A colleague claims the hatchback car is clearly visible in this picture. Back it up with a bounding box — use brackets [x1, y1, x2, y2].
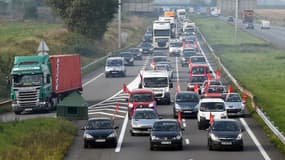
[105, 57, 126, 78]
[130, 108, 159, 136]
[207, 119, 244, 151]
[173, 91, 199, 118]
[222, 93, 245, 117]
[120, 52, 135, 66]
[82, 117, 118, 148]
[128, 48, 143, 60]
[150, 119, 184, 150]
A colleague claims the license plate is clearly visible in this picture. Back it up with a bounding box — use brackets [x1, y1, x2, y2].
[184, 111, 192, 113]
[221, 142, 232, 145]
[161, 141, 171, 145]
[25, 108, 33, 111]
[95, 139, 106, 142]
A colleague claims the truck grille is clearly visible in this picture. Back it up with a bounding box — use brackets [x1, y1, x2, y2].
[17, 90, 39, 107]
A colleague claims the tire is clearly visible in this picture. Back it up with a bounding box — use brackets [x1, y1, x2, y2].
[239, 145, 244, 151]
[105, 73, 109, 78]
[208, 140, 213, 151]
[150, 144, 154, 151]
[14, 111, 21, 115]
[178, 143, 183, 150]
[84, 142, 89, 148]
[173, 109, 178, 118]
[112, 142, 117, 148]
[198, 122, 203, 130]
[130, 130, 135, 136]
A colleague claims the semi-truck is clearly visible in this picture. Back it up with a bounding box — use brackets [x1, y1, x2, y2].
[10, 54, 82, 114]
[242, 10, 254, 23]
[158, 16, 176, 38]
[153, 20, 171, 49]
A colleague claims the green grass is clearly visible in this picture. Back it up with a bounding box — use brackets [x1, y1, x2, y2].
[0, 118, 76, 160]
[193, 16, 285, 153]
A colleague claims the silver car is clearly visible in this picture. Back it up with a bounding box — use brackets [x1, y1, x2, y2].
[222, 93, 245, 117]
[130, 108, 159, 136]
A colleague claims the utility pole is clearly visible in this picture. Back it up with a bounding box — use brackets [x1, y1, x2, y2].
[234, 0, 239, 41]
[118, 0, 122, 49]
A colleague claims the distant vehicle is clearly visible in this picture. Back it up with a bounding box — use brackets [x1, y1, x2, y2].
[197, 98, 228, 129]
[201, 85, 226, 99]
[176, 9, 186, 20]
[151, 56, 169, 68]
[227, 16, 234, 22]
[210, 7, 221, 16]
[169, 39, 183, 57]
[246, 22, 254, 29]
[189, 64, 211, 77]
[105, 57, 126, 77]
[140, 70, 173, 104]
[152, 50, 167, 57]
[155, 63, 173, 79]
[173, 91, 199, 118]
[140, 42, 153, 55]
[119, 52, 134, 66]
[153, 20, 171, 49]
[187, 75, 207, 92]
[207, 119, 244, 151]
[128, 48, 143, 60]
[201, 80, 223, 94]
[82, 117, 118, 148]
[130, 108, 159, 136]
[242, 10, 254, 24]
[150, 119, 184, 150]
[222, 93, 245, 117]
[143, 33, 153, 43]
[261, 20, 270, 29]
[127, 89, 157, 119]
[181, 48, 197, 67]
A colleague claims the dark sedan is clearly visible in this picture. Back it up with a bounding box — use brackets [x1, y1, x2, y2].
[150, 119, 184, 150]
[128, 48, 143, 60]
[173, 91, 199, 118]
[139, 42, 153, 55]
[120, 52, 135, 66]
[82, 117, 118, 148]
[207, 119, 244, 151]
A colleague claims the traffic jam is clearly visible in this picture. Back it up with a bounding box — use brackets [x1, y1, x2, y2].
[82, 9, 249, 151]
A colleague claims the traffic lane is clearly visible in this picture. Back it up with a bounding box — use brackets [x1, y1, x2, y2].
[83, 59, 147, 106]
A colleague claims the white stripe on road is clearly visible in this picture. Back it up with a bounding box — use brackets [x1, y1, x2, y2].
[175, 57, 180, 82]
[182, 119, 187, 128]
[83, 73, 104, 87]
[185, 138, 190, 145]
[240, 118, 271, 160]
[90, 108, 127, 113]
[197, 41, 216, 78]
[88, 112, 125, 119]
[115, 113, 129, 152]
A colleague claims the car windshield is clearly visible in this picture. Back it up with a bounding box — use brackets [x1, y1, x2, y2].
[183, 51, 195, 57]
[120, 53, 132, 57]
[176, 93, 199, 102]
[154, 30, 170, 36]
[191, 67, 207, 74]
[144, 77, 168, 88]
[107, 59, 122, 66]
[207, 87, 224, 93]
[224, 94, 242, 102]
[129, 48, 139, 52]
[86, 119, 112, 129]
[213, 121, 240, 132]
[130, 93, 153, 102]
[156, 65, 169, 71]
[133, 111, 158, 119]
[141, 43, 152, 47]
[170, 42, 182, 47]
[200, 102, 225, 112]
[153, 121, 178, 131]
[191, 57, 206, 63]
[153, 57, 167, 63]
[13, 74, 42, 87]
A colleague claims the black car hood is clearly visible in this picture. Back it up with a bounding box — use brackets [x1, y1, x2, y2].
[85, 129, 114, 137]
[212, 131, 240, 138]
[176, 102, 198, 109]
[152, 131, 179, 137]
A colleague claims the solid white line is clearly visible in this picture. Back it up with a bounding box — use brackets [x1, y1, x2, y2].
[115, 113, 129, 152]
[197, 41, 216, 78]
[175, 57, 180, 82]
[83, 73, 104, 87]
[182, 119, 186, 122]
[88, 112, 125, 118]
[240, 118, 271, 160]
[185, 138, 190, 145]
[89, 108, 127, 113]
[89, 106, 128, 110]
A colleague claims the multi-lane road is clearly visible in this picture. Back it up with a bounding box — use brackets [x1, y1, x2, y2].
[0, 24, 284, 160]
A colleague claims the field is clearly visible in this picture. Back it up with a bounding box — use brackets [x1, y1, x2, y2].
[255, 9, 285, 26]
[193, 16, 285, 152]
[0, 118, 76, 160]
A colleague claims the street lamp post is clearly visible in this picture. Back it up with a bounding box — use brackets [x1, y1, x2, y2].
[118, 0, 122, 49]
[234, 0, 238, 41]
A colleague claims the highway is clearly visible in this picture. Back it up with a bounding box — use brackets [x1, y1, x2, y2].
[63, 34, 284, 160]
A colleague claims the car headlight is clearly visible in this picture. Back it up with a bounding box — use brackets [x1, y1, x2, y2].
[107, 132, 116, 138]
[128, 103, 134, 108]
[221, 113, 228, 119]
[236, 133, 243, 140]
[83, 133, 93, 139]
[139, 48, 143, 52]
[210, 133, 220, 141]
[149, 103, 154, 108]
[132, 121, 139, 127]
[151, 136, 160, 140]
[174, 134, 182, 140]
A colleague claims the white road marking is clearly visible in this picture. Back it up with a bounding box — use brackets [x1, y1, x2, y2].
[88, 112, 125, 119]
[115, 113, 129, 152]
[185, 138, 190, 145]
[197, 41, 216, 78]
[90, 108, 127, 113]
[175, 57, 180, 82]
[83, 73, 104, 87]
[240, 118, 271, 160]
[89, 106, 128, 110]
[182, 119, 187, 128]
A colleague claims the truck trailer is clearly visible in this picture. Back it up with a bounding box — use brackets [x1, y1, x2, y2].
[10, 54, 82, 114]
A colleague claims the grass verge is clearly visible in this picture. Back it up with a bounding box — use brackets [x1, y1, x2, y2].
[0, 117, 77, 160]
[193, 16, 285, 154]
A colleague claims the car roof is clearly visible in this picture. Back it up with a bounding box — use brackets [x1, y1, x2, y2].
[134, 108, 156, 112]
[214, 119, 238, 123]
[200, 98, 224, 103]
[142, 70, 168, 77]
[87, 117, 112, 121]
[155, 119, 178, 123]
[131, 88, 153, 94]
[176, 91, 197, 95]
[107, 57, 124, 60]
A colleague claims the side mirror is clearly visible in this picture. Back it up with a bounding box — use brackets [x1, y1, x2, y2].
[169, 83, 173, 88]
[114, 126, 119, 130]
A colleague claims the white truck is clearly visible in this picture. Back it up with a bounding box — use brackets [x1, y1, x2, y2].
[139, 70, 173, 104]
[261, 20, 270, 29]
[183, 22, 196, 33]
[152, 20, 171, 49]
[158, 16, 176, 38]
[176, 9, 186, 20]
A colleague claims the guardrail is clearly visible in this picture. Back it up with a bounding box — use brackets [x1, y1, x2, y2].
[197, 27, 285, 145]
[0, 43, 136, 108]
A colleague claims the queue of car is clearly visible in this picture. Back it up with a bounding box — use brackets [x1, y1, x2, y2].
[86, 11, 246, 151]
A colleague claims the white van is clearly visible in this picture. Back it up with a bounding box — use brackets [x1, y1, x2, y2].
[197, 98, 227, 129]
[261, 20, 270, 29]
[105, 57, 126, 77]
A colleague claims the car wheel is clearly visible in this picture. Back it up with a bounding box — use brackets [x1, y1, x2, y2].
[112, 142, 117, 148]
[84, 142, 89, 148]
[239, 145, 244, 151]
[14, 111, 21, 115]
[208, 140, 213, 151]
[105, 74, 109, 78]
[198, 122, 203, 130]
[178, 143, 183, 150]
[173, 109, 178, 118]
[130, 130, 135, 136]
[150, 144, 154, 151]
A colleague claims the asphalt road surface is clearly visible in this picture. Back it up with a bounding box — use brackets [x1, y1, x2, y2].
[63, 36, 284, 160]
